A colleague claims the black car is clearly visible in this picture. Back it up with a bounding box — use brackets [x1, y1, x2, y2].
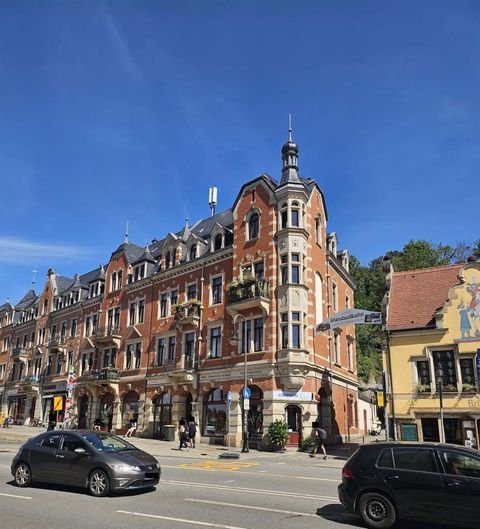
[11, 430, 160, 497]
[338, 441, 480, 529]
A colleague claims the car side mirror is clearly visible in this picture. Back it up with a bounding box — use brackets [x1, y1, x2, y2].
[74, 447, 88, 454]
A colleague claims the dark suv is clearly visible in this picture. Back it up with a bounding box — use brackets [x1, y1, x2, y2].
[338, 442, 480, 529]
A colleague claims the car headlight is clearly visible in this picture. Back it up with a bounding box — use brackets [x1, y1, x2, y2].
[110, 464, 141, 472]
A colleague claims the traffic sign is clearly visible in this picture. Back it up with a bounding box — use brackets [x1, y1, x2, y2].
[242, 387, 251, 399]
[53, 396, 63, 411]
[243, 398, 250, 410]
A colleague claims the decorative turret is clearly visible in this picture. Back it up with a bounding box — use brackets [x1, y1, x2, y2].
[280, 114, 300, 185]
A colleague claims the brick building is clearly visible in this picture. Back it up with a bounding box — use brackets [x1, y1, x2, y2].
[0, 132, 358, 447]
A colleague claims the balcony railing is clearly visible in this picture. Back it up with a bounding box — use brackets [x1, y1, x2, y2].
[95, 326, 122, 342]
[48, 337, 66, 352]
[79, 367, 121, 382]
[22, 374, 40, 385]
[173, 302, 201, 327]
[11, 347, 28, 360]
[228, 278, 269, 303]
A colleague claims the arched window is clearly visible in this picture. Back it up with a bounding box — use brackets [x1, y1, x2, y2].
[214, 234, 222, 251]
[248, 212, 259, 240]
[189, 244, 197, 261]
[153, 392, 172, 439]
[315, 273, 323, 324]
[203, 388, 226, 436]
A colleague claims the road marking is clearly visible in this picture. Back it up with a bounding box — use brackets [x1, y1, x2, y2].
[185, 498, 320, 517]
[117, 510, 247, 529]
[0, 464, 11, 468]
[178, 461, 258, 471]
[0, 492, 32, 500]
[164, 464, 339, 482]
[163, 480, 339, 502]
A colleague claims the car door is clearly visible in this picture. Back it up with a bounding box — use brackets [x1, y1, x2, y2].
[376, 447, 446, 523]
[29, 433, 62, 482]
[54, 433, 92, 487]
[436, 448, 480, 526]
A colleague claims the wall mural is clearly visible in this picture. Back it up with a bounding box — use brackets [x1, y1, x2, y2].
[457, 275, 480, 339]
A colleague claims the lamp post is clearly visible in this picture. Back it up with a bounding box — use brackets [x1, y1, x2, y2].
[229, 313, 249, 453]
[437, 378, 445, 443]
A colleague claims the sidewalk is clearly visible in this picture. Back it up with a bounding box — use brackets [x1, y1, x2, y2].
[0, 425, 373, 468]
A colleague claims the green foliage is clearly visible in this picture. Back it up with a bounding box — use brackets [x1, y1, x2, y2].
[300, 435, 315, 452]
[389, 240, 455, 272]
[266, 419, 289, 449]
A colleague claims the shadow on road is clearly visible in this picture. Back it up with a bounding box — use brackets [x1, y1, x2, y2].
[5, 479, 156, 498]
[316, 503, 471, 529]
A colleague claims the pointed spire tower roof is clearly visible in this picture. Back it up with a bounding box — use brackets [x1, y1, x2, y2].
[279, 114, 301, 185]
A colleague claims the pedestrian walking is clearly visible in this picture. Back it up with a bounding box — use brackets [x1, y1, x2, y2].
[188, 416, 197, 448]
[310, 424, 327, 459]
[178, 418, 189, 450]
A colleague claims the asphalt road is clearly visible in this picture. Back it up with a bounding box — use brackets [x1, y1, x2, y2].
[0, 443, 457, 529]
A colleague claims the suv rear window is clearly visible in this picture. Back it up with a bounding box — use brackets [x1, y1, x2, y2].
[393, 448, 437, 473]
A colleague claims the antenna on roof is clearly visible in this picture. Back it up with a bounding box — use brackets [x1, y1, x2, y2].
[32, 267, 37, 289]
[125, 220, 129, 243]
[208, 186, 217, 217]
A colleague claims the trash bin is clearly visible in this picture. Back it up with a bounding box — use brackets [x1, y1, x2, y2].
[163, 425, 176, 441]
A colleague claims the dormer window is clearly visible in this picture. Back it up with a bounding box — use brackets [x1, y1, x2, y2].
[248, 212, 260, 240]
[214, 234, 222, 251]
[165, 252, 171, 269]
[134, 264, 145, 282]
[189, 244, 197, 261]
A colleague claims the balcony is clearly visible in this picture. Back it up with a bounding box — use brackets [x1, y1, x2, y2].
[78, 367, 121, 383]
[173, 301, 201, 328]
[11, 347, 28, 360]
[227, 278, 270, 316]
[95, 325, 122, 346]
[170, 356, 195, 384]
[48, 337, 66, 353]
[21, 374, 41, 388]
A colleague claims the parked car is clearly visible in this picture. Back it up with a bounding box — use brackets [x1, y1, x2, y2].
[11, 430, 160, 497]
[338, 441, 480, 529]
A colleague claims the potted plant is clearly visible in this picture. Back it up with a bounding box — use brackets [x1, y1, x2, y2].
[266, 419, 289, 451]
[416, 383, 431, 394]
[462, 383, 477, 393]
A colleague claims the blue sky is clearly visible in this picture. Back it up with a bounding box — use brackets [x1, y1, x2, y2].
[0, 0, 478, 305]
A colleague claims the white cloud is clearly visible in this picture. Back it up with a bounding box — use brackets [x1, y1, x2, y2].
[0, 237, 92, 265]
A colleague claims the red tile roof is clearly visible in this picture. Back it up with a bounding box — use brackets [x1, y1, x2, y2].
[386, 264, 464, 331]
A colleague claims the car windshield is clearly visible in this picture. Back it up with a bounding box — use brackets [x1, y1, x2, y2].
[79, 432, 137, 453]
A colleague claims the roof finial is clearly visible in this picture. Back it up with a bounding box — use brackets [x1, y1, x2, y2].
[32, 267, 37, 288]
[185, 217, 189, 228]
[125, 220, 129, 243]
[288, 114, 293, 142]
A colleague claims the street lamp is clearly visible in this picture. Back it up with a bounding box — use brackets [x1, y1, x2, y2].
[229, 313, 249, 453]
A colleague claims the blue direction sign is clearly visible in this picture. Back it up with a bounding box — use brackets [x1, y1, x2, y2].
[242, 387, 251, 399]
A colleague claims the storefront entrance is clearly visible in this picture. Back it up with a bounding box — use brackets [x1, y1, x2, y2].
[153, 393, 172, 439]
[78, 395, 89, 429]
[285, 405, 302, 447]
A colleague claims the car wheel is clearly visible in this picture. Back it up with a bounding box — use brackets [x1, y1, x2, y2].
[358, 492, 397, 529]
[14, 463, 32, 487]
[88, 469, 110, 497]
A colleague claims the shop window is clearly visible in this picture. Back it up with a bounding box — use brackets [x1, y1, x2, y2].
[204, 388, 227, 436]
[433, 350, 457, 391]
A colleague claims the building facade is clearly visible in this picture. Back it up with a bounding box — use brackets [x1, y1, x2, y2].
[384, 259, 480, 446]
[0, 134, 358, 447]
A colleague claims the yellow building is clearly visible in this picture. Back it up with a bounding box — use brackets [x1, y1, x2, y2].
[384, 259, 480, 446]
